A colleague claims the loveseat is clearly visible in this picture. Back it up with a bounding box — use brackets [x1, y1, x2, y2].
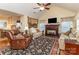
[30, 27, 43, 39]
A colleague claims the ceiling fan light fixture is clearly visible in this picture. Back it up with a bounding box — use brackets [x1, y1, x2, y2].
[40, 7, 44, 10]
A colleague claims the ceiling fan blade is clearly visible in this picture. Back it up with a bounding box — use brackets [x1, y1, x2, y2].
[40, 10, 42, 11]
[37, 3, 41, 6]
[33, 7, 39, 9]
[45, 7, 50, 10]
[45, 3, 51, 6]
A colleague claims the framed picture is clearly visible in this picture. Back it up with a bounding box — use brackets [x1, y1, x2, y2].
[28, 17, 38, 28]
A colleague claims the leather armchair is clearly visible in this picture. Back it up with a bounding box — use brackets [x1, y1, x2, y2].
[5, 31, 32, 49]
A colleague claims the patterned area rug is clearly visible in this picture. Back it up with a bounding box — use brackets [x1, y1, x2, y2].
[1, 36, 58, 55]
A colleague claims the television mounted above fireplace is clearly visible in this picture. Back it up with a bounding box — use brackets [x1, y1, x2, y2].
[48, 18, 57, 23]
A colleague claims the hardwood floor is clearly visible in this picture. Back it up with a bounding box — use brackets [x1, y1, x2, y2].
[0, 38, 10, 54]
[0, 38, 10, 49]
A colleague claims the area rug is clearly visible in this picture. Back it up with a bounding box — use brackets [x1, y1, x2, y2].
[50, 38, 59, 55]
[1, 36, 58, 55]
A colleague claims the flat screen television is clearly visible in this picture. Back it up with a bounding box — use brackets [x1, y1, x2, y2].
[48, 18, 57, 23]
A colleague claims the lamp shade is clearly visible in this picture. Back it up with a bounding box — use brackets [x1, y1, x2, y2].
[24, 27, 28, 30]
[16, 23, 21, 28]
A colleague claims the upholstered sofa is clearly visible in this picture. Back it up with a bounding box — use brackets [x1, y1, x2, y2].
[30, 27, 43, 39]
[32, 31, 43, 39]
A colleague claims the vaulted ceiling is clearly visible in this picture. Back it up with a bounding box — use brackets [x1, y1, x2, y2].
[53, 3, 79, 12]
[0, 3, 79, 19]
[0, 3, 46, 19]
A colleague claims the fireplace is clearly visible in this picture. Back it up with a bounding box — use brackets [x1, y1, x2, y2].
[47, 30, 56, 35]
[45, 24, 59, 36]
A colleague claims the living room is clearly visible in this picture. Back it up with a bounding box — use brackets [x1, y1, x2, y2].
[0, 3, 79, 55]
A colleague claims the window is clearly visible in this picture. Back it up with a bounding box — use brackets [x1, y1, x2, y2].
[0, 20, 7, 29]
[39, 23, 45, 31]
[77, 19, 79, 32]
[61, 21, 73, 33]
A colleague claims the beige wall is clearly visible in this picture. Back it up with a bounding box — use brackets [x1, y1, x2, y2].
[20, 16, 28, 32]
[7, 16, 20, 29]
[38, 5, 77, 33]
[39, 5, 76, 23]
[19, 6, 77, 33]
[0, 15, 20, 30]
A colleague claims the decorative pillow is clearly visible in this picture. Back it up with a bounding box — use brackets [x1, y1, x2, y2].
[36, 29, 40, 32]
[30, 27, 37, 33]
[14, 34, 25, 39]
[12, 30, 20, 35]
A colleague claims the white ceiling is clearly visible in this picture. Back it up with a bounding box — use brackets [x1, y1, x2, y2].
[54, 3, 79, 12]
[0, 3, 45, 19]
[0, 3, 79, 19]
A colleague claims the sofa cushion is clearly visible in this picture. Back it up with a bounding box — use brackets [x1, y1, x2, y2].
[36, 29, 40, 32]
[14, 34, 25, 39]
[30, 27, 37, 34]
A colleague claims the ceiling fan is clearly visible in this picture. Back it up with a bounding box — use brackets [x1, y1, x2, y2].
[33, 3, 51, 11]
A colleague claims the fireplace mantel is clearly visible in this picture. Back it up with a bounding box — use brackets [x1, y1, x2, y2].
[46, 23, 59, 25]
